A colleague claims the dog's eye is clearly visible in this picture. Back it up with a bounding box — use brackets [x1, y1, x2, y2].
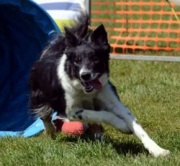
[92, 56, 99, 63]
[74, 57, 81, 65]
[88, 52, 93, 57]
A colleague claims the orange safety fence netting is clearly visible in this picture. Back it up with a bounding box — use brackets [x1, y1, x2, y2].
[91, 0, 180, 55]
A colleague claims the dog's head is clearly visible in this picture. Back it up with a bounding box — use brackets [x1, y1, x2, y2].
[64, 24, 110, 93]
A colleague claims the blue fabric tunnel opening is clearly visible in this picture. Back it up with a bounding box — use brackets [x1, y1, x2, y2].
[0, 0, 60, 133]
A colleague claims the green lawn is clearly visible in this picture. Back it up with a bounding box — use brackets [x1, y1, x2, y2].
[0, 60, 180, 166]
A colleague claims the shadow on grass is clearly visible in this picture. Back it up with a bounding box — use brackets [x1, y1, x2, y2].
[110, 139, 147, 156]
[55, 133, 148, 156]
[104, 136, 148, 156]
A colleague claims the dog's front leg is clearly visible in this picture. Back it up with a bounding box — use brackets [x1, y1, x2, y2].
[68, 109, 132, 134]
[97, 83, 170, 157]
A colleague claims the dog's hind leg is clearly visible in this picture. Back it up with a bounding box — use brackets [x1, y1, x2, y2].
[97, 83, 170, 157]
[33, 106, 57, 138]
[109, 103, 170, 157]
[87, 123, 104, 140]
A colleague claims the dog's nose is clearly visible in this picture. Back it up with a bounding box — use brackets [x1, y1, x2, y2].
[81, 72, 91, 81]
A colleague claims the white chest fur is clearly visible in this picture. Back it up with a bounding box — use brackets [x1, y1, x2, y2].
[57, 54, 98, 113]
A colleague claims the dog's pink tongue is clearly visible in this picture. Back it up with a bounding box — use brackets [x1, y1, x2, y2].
[90, 79, 102, 89]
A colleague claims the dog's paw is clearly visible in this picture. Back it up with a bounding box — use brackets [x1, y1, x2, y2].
[144, 138, 170, 157]
[74, 110, 84, 120]
[68, 110, 84, 121]
[94, 133, 104, 141]
[149, 147, 170, 157]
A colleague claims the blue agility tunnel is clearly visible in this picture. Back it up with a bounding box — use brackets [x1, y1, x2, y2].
[0, 0, 60, 137]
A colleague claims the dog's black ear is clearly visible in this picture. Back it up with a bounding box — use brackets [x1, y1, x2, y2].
[64, 27, 78, 47]
[89, 24, 109, 47]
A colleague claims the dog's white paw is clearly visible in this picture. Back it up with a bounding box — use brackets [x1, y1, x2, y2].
[149, 147, 170, 157]
[74, 110, 84, 120]
[68, 110, 84, 121]
[144, 138, 170, 157]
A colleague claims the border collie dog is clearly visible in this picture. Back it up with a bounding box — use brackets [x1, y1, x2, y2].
[29, 14, 169, 157]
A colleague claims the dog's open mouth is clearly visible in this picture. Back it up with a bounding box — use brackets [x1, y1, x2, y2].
[82, 79, 102, 92]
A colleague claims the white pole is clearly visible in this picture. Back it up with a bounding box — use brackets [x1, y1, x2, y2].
[168, 0, 180, 5]
[85, 0, 90, 14]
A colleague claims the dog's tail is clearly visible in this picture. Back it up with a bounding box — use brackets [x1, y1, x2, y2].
[66, 12, 90, 39]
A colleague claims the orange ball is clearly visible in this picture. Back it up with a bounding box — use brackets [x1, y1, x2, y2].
[61, 121, 85, 135]
[54, 118, 86, 135]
